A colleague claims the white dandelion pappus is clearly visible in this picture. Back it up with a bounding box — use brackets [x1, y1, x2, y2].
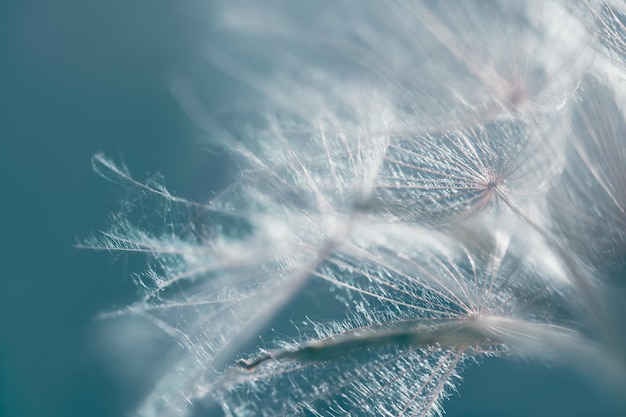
[214, 0, 590, 129]
[381, 0, 590, 118]
[374, 119, 563, 226]
[86, 155, 331, 416]
[216, 224, 592, 417]
[88, 90, 396, 415]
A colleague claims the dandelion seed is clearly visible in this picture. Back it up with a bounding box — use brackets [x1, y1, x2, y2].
[387, 0, 590, 117]
[214, 226, 586, 417]
[375, 119, 561, 225]
[85, 156, 340, 416]
[89, 124, 393, 416]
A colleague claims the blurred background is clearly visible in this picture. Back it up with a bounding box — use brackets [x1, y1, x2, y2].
[0, 1, 622, 416]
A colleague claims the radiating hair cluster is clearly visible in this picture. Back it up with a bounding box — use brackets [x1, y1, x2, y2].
[89, 1, 626, 416]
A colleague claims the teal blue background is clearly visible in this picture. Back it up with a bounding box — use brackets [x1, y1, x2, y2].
[1, 1, 221, 416]
[1, 1, 623, 416]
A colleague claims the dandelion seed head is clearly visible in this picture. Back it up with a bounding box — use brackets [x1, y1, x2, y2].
[89, 1, 626, 416]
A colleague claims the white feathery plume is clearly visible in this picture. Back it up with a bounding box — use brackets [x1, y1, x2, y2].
[87, 1, 626, 416]
[214, 225, 608, 417]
